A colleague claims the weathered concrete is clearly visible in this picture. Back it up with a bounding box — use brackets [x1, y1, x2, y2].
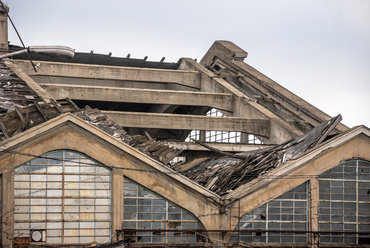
[0, 3, 8, 54]
[41, 84, 234, 112]
[112, 168, 124, 242]
[13, 60, 201, 89]
[167, 142, 273, 152]
[309, 177, 319, 248]
[200, 40, 248, 64]
[103, 111, 270, 137]
[1, 169, 14, 248]
[27, 76, 199, 93]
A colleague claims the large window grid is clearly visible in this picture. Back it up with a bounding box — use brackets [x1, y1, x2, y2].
[14, 150, 111, 244]
[319, 159, 370, 244]
[123, 178, 206, 243]
[185, 109, 262, 144]
[231, 182, 308, 243]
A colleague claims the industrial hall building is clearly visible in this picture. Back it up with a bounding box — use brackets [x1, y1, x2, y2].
[0, 3, 369, 248]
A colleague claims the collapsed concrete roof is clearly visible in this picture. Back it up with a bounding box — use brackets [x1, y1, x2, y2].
[0, 58, 346, 197]
[0, 34, 356, 199]
[1, 97, 368, 247]
[0, 96, 368, 203]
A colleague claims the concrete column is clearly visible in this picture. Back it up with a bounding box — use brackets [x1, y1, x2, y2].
[309, 177, 320, 248]
[0, 3, 8, 54]
[111, 168, 124, 242]
[199, 130, 206, 142]
[2, 169, 14, 248]
[202, 220, 226, 247]
[198, 204, 235, 247]
[240, 132, 248, 143]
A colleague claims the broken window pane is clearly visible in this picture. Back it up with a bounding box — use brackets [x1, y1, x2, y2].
[123, 177, 207, 244]
[231, 182, 308, 243]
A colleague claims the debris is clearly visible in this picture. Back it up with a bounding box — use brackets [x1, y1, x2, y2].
[176, 115, 342, 195]
[0, 62, 43, 114]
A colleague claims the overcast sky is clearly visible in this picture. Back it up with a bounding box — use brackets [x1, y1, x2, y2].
[5, 0, 370, 128]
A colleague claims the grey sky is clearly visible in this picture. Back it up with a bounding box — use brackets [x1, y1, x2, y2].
[6, 0, 370, 128]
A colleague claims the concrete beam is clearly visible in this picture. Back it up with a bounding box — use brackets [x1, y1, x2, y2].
[41, 84, 234, 112]
[31, 76, 196, 91]
[200, 40, 248, 64]
[167, 142, 273, 152]
[103, 111, 270, 137]
[13, 60, 201, 89]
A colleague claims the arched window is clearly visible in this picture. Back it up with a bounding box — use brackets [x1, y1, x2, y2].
[14, 150, 111, 244]
[231, 159, 370, 245]
[122, 178, 207, 244]
[318, 159, 370, 244]
[231, 182, 308, 244]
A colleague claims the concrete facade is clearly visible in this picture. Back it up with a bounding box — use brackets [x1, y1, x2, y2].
[1, 114, 369, 247]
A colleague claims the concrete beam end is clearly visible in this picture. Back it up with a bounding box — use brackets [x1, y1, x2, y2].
[200, 40, 248, 65]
